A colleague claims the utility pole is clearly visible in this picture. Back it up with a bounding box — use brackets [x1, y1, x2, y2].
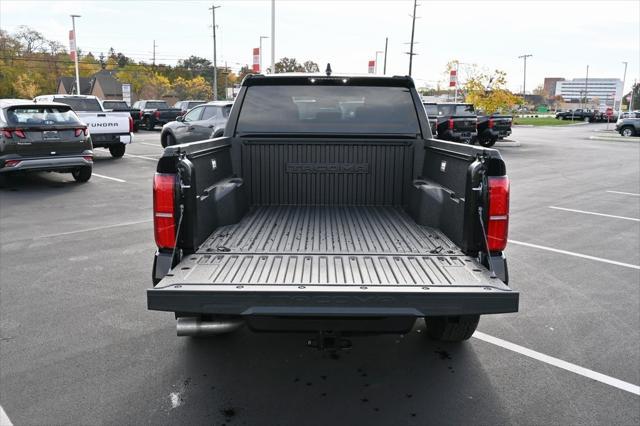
[375, 50, 384, 74]
[70, 15, 81, 94]
[453, 61, 460, 103]
[259, 36, 269, 73]
[271, 0, 275, 73]
[407, 0, 418, 76]
[383, 37, 388, 74]
[518, 54, 532, 100]
[152, 40, 157, 67]
[209, 4, 220, 100]
[584, 64, 589, 107]
[618, 61, 627, 114]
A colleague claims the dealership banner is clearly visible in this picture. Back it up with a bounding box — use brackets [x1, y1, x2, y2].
[252, 48, 260, 72]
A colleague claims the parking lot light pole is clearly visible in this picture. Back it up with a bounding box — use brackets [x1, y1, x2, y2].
[383, 37, 388, 74]
[209, 4, 220, 100]
[259, 36, 269, 73]
[619, 61, 628, 115]
[70, 15, 81, 94]
[375, 50, 384, 74]
[271, 0, 275, 73]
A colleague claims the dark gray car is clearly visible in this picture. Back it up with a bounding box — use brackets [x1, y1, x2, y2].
[160, 101, 232, 147]
[0, 99, 93, 182]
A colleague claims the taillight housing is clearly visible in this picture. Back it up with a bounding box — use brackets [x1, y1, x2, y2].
[448, 118, 454, 130]
[139, 111, 144, 119]
[487, 176, 509, 252]
[128, 116, 134, 132]
[153, 173, 176, 249]
[488, 118, 495, 128]
[74, 127, 88, 137]
[2, 128, 26, 138]
[154, 110, 160, 119]
[3, 159, 22, 168]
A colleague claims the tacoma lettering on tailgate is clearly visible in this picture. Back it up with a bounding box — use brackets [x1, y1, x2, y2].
[286, 162, 369, 174]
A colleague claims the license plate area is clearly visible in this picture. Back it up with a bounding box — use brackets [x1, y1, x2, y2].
[43, 130, 59, 140]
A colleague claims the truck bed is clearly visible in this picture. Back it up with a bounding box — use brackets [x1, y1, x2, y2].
[150, 205, 517, 316]
[157, 203, 509, 283]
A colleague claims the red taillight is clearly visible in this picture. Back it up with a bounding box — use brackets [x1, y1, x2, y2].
[83, 155, 93, 162]
[3, 128, 26, 139]
[154, 110, 160, 119]
[488, 118, 494, 129]
[128, 116, 134, 132]
[487, 176, 509, 252]
[74, 128, 88, 137]
[153, 173, 176, 249]
[3, 159, 22, 168]
[448, 118, 454, 130]
[139, 111, 144, 119]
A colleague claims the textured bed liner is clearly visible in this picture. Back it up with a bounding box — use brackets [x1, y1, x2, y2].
[156, 206, 502, 288]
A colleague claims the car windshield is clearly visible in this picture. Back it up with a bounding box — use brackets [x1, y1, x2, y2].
[53, 97, 102, 112]
[236, 85, 420, 135]
[423, 104, 438, 116]
[437, 104, 476, 116]
[6, 105, 82, 126]
[146, 102, 168, 109]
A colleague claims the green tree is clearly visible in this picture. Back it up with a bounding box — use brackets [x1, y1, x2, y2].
[12, 73, 40, 98]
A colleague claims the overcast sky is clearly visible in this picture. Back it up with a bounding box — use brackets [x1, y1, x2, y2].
[1, 0, 639, 93]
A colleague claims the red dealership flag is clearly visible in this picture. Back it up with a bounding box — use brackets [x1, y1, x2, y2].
[252, 48, 260, 72]
[368, 60, 375, 74]
[449, 69, 457, 87]
[69, 30, 76, 61]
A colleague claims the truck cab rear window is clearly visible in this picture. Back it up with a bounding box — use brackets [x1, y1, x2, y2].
[6, 106, 82, 125]
[53, 98, 102, 112]
[437, 104, 476, 116]
[236, 86, 421, 135]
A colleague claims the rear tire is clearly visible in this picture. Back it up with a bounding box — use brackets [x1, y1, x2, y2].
[584, 116, 590, 122]
[109, 144, 126, 158]
[425, 315, 480, 342]
[72, 166, 92, 182]
[621, 126, 635, 137]
[145, 118, 154, 131]
[479, 137, 497, 147]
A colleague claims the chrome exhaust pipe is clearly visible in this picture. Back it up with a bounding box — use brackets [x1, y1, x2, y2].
[176, 317, 244, 336]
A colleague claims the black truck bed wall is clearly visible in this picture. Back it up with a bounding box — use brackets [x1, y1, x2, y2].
[165, 134, 503, 255]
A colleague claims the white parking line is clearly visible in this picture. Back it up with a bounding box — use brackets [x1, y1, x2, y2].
[607, 190, 640, 197]
[140, 142, 163, 148]
[37, 219, 152, 239]
[92, 173, 126, 183]
[473, 331, 640, 396]
[124, 153, 158, 162]
[508, 240, 640, 270]
[549, 206, 640, 222]
[0, 405, 13, 426]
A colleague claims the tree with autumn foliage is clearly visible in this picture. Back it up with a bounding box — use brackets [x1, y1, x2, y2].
[463, 69, 522, 114]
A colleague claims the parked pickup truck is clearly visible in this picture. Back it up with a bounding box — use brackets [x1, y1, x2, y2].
[101, 100, 141, 132]
[434, 103, 478, 143]
[34, 94, 133, 158]
[147, 73, 518, 346]
[475, 114, 512, 147]
[133, 100, 181, 131]
[555, 109, 596, 122]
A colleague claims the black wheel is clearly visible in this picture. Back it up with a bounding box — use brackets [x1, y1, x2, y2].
[479, 137, 497, 147]
[212, 129, 224, 138]
[72, 166, 92, 182]
[583, 116, 590, 122]
[621, 126, 636, 137]
[133, 122, 139, 132]
[162, 132, 175, 148]
[109, 144, 126, 158]
[425, 315, 480, 342]
[145, 118, 154, 131]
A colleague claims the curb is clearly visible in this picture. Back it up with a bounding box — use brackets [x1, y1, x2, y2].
[496, 141, 521, 147]
[588, 135, 639, 142]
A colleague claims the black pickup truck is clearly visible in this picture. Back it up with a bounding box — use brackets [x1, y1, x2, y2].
[434, 103, 478, 143]
[132, 100, 181, 130]
[475, 114, 512, 147]
[101, 100, 141, 132]
[147, 74, 518, 345]
[555, 109, 596, 122]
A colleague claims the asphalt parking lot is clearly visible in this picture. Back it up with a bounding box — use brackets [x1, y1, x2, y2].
[1, 124, 639, 425]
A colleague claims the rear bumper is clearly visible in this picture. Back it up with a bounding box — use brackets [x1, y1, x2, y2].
[440, 130, 477, 142]
[480, 128, 511, 139]
[90, 133, 133, 147]
[0, 155, 92, 173]
[147, 284, 519, 317]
